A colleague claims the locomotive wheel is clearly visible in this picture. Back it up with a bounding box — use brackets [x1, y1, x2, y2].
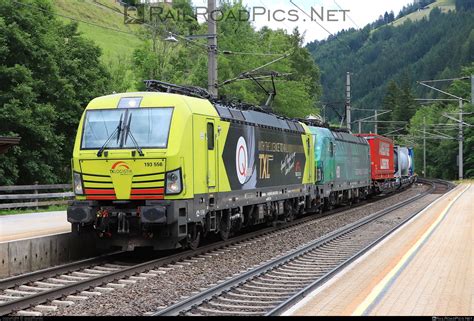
[347, 197, 353, 206]
[326, 193, 336, 210]
[284, 202, 294, 222]
[188, 224, 201, 250]
[219, 211, 231, 241]
[220, 227, 230, 241]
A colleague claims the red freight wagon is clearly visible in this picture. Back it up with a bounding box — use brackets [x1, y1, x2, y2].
[355, 134, 395, 180]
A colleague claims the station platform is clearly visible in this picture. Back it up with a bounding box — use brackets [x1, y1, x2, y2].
[0, 211, 70, 242]
[286, 183, 473, 316]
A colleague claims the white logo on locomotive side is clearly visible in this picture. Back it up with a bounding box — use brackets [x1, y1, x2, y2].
[236, 137, 248, 184]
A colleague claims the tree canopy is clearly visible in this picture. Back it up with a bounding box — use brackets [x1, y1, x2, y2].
[0, 0, 111, 184]
[132, 1, 321, 118]
[405, 64, 473, 179]
[307, 8, 473, 124]
[0, 0, 322, 184]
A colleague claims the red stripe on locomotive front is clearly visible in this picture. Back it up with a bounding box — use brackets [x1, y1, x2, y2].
[130, 195, 164, 200]
[86, 195, 117, 200]
[130, 188, 164, 195]
[85, 189, 115, 195]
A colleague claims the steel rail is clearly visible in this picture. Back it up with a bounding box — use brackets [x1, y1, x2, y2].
[0, 251, 124, 290]
[0, 197, 373, 316]
[268, 178, 453, 315]
[153, 179, 449, 316]
[0, 181, 423, 316]
[0, 201, 374, 316]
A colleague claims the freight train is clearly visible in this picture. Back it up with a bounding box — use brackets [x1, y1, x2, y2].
[67, 81, 416, 251]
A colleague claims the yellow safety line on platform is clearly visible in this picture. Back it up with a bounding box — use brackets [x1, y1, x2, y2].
[352, 183, 472, 316]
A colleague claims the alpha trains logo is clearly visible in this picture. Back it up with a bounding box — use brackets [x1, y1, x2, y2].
[236, 137, 248, 184]
[110, 161, 133, 175]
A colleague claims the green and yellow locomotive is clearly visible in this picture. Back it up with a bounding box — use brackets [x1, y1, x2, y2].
[67, 82, 318, 250]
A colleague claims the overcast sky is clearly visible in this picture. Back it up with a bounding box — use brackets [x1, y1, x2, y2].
[192, 0, 414, 44]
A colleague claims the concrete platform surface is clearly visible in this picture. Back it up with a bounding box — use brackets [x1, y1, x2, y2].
[286, 183, 473, 316]
[0, 211, 70, 242]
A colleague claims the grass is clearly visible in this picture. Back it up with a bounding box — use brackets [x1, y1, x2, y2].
[0, 205, 67, 216]
[390, 0, 456, 27]
[53, 0, 144, 64]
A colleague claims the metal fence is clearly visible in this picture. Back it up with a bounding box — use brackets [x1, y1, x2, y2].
[0, 183, 73, 210]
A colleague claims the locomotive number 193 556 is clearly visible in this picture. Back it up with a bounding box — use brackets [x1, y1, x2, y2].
[144, 161, 163, 167]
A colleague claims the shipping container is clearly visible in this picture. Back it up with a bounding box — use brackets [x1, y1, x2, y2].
[394, 146, 411, 178]
[355, 134, 395, 181]
[408, 147, 415, 176]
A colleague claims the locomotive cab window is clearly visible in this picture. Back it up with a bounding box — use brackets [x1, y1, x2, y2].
[81, 107, 173, 150]
[207, 122, 214, 150]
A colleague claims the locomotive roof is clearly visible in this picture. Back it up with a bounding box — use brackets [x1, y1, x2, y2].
[86, 92, 307, 134]
[142, 80, 307, 134]
[85, 92, 218, 115]
[214, 104, 306, 133]
[332, 131, 368, 145]
[308, 126, 368, 145]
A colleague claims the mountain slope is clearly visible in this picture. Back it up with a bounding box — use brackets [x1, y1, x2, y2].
[391, 0, 455, 26]
[53, 0, 143, 63]
[307, 4, 473, 121]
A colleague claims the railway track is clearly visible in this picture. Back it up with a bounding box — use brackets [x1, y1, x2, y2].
[0, 180, 436, 316]
[152, 179, 453, 316]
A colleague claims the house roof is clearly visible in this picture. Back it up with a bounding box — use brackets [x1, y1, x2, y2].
[0, 136, 21, 154]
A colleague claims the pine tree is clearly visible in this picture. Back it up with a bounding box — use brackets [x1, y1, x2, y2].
[380, 81, 400, 135]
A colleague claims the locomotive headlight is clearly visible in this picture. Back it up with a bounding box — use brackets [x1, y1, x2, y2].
[166, 169, 182, 195]
[73, 172, 84, 195]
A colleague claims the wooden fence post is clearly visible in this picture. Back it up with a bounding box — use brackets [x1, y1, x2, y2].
[34, 181, 38, 210]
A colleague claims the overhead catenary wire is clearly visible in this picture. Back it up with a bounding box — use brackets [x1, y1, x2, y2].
[218, 52, 292, 87]
[221, 51, 284, 56]
[24, 0, 286, 59]
[91, 1, 288, 58]
[419, 77, 470, 83]
[289, 0, 334, 38]
[333, 0, 360, 29]
[289, 0, 351, 50]
[233, 73, 293, 82]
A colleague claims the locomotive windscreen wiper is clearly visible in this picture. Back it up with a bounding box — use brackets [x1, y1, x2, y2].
[97, 113, 124, 157]
[124, 113, 144, 156]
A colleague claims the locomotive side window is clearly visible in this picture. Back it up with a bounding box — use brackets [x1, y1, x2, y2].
[207, 122, 214, 150]
[329, 142, 334, 157]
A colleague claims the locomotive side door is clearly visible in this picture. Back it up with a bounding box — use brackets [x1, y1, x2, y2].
[206, 119, 217, 189]
[324, 136, 336, 183]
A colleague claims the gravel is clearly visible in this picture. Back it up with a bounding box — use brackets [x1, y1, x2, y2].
[190, 192, 441, 316]
[46, 184, 433, 316]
